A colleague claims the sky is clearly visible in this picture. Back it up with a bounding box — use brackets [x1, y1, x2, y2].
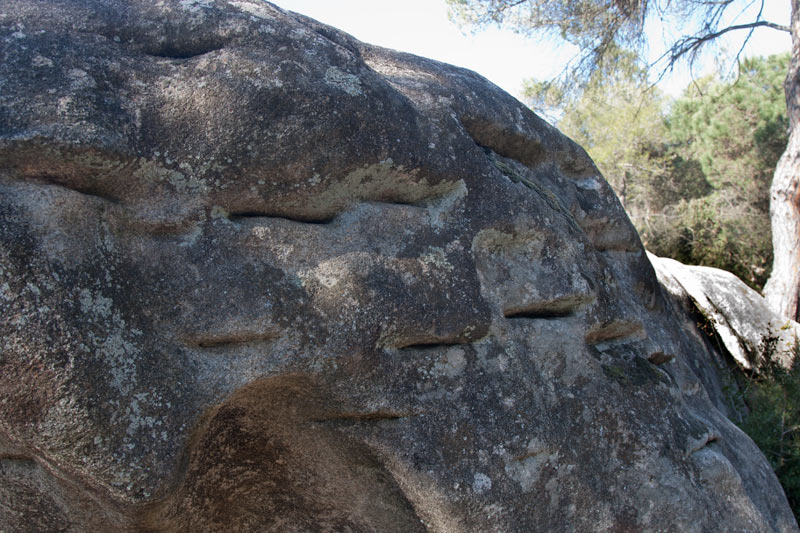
[269, 0, 791, 103]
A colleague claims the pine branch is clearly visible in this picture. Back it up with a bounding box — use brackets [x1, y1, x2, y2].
[665, 20, 791, 67]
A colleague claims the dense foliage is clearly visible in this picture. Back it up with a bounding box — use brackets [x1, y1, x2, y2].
[736, 341, 800, 520]
[652, 54, 789, 289]
[537, 53, 788, 290]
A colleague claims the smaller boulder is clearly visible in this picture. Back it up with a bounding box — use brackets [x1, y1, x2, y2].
[650, 253, 800, 371]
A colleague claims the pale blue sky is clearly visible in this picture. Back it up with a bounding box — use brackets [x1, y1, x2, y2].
[270, 0, 791, 102]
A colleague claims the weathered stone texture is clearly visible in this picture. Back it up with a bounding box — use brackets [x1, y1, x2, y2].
[651, 253, 800, 372]
[0, 1, 796, 531]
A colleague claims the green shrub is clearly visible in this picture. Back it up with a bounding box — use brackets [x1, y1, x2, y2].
[639, 193, 773, 289]
[737, 340, 800, 520]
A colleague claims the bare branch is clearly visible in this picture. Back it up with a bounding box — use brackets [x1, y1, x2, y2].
[655, 19, 790, 76]
[725, 0, 766, 79]
[677, 20, 791, 52]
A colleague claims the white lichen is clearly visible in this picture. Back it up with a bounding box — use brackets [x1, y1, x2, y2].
[472, 472, 492, 494]
[179, 0, 213, 13]
[32, 54, 53, 67]
[419, 247, 453, 273]
[79, 288, 113, 319]
[433, 347, 466, 378]
[230, 1, 275, 19]
[324, 66, 362, 96]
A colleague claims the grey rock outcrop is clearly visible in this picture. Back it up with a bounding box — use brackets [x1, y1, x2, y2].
[0, 1, 796, 530]
[651, 253, 800, 372]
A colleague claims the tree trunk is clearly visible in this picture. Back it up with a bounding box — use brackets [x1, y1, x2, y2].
[764, 0, 800, 322]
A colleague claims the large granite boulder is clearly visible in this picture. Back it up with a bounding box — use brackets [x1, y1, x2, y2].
[0, 1, 796, 530]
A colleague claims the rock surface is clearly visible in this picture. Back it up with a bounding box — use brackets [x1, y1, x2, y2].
[0, 1, 796, 531]
[651, 253, 800, 372]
